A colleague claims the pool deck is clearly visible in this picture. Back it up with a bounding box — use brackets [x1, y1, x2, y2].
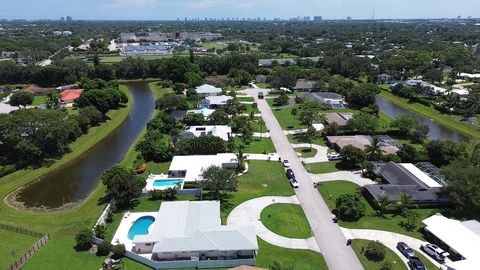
[111, 211, 156, 253]
[143, 174, 185, 193]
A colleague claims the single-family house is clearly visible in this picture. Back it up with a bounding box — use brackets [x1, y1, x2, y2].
[422, 214, 480, 269]
[21, 85, 53, 96]
[258, 58, 296, 67]
[298, 92, 347, 109]
[182, 125, 232, 141]
[195, 84, 223, 97]
[59, 89, 84, 104]
[168, 153, 238, 182]
[255, 75, 267, 84]
[324, 113, 354, 127]
[362, 161, 449, 206]
[203, 95, 233, 109]
[293, 79, 317, 91]
[458, 73, 480, 82]
[326, 135, 400, 154]
[115, 201, 258, 269]
[186, 108, 216, 119]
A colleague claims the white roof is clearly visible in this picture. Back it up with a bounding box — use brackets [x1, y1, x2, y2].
[183, 125, 231, 141]
[169, 153, 237, 182]
[444, 258, 480, 270]
[400, 163, 442, 188]
[133, 201, 258, 253]
[205, 95, 233, 105]
[451, 88, 470, 96]
[423, 214, 480, 260]
[187, 108, 215, 118]
[195, 84, 222, 94]
[459, 73, 480, 79]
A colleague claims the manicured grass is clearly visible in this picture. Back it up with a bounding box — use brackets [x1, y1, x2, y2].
[351, 239, 407, 270]
[236, 96, 255, 102]
[251, 118, 267, 133]
[256, 238, 328, 270]
[0, 85, 153, 270]
[32, 95, 46, 106]
[221, 161, 294, 221]
[99, 54, 188, 64]
[255, 83, 270, 89]
[267, 100, 306, 130]
[295, 147, 318, 158]
[147, 82, 173, 99]
[260, 203, 313, 239]
[318, 181, 436, 240]
[305, 161, 342, 174]
[288, 133, 327, 146]
[379, 89, 480, 139]
[197, 42, 225, 50]
[236, 137, 276, 154]
[0, 229, 39, 269]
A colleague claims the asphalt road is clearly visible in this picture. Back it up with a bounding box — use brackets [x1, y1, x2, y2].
[246, 87, 364, 270]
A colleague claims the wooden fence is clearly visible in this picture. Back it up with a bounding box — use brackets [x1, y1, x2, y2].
[0, 223, 43, 238]
[4, 234, 50, 270]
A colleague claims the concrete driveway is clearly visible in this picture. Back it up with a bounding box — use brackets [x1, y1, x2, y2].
[243, 87, 364, 270]
[292, 143, 329, 163]
[227, 195, 320, 252]
[310, 170, 376, 187]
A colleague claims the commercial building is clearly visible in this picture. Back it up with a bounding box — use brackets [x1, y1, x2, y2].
[362, 162, 449, 205]
[113, 201, 257, 269]
[422, 214, 480, 270]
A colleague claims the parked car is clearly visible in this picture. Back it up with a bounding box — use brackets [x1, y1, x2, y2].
[283, 160, 290, 168]
[285, 169, 295, 179]
[289, 178, 299, 188]
[397, 242, 416, 259]
[327, 152, 342, 160]
[408, 258, 426, 270]
[258, 91, 265, 99]
[421, 243, 449, 263]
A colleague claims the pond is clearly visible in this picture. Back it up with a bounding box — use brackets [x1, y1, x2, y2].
[15, 82, 155, 209]
[376, 96, 471, 143]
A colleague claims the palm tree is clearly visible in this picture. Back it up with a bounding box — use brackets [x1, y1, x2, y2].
[376, 193, 390, 217]
[306, 125, 317, 149]
[235, 147, 247, 172]
[365, 136, 384, 161]
[46, 91, 60, 109]
[291, 108, 298, 128]
[396, 192, 412, 216]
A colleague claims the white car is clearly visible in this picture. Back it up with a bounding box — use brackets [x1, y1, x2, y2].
[327, 152, 342, 160]
[421, 243, 449, 263]
[289, 178, 299, 188]
[283, 160, 290, 167]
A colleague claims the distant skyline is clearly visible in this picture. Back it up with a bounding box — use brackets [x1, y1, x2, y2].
[1, 0, 479, 21]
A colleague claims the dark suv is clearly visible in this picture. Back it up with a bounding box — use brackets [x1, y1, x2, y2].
[408, 258, 426, 270]
[285, 169, 295, 179]
[397, 242, 416, 259]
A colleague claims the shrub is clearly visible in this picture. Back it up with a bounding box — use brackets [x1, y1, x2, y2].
[380, 261, 392, 270]
[74, 228, 93, 250]
[149, 190, 164, 200]
[94, 224, 106, 239]
[96, 241, 112, 256]
[335, 193, 366, 221]
[111, 244, 126, 259]
[364, 241, 386, 261]
[105, 209, 114, 223]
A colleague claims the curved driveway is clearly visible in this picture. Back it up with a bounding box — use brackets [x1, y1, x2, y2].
[227, 195, 320, 252]
[244, 87, 364, 270]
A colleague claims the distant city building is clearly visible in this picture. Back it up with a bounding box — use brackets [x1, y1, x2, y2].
[66, 16, 72, 21]
[347, 16, 352, 20]
[303, 16, 310, 21]
[314, 16, 323, 21]
[119, 32, 223, 43]
[60, 17, 65, 21]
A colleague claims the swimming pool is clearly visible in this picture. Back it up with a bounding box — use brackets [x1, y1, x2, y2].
[153, 179, 183, 187]
[128, 216, 155, 240]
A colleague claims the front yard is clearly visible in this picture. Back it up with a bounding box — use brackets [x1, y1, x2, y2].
[260, 203, 313, 239]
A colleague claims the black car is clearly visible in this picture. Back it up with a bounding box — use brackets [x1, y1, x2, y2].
[397, 242, 416, 259]
[408, 258, 426, 270]
[285, 169, 295, 179]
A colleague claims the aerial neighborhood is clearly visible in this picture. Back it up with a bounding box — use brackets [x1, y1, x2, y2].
[1, 4, 480, 270]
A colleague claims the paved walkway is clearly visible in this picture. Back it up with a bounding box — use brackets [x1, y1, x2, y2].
[310, 170, 376, 187]
[243, 87, 364, 270]
[228, 196, 321, 252]
[292, 143, 329, 163]
[341, 228, 443, 268]
[245, 153, 279, 161]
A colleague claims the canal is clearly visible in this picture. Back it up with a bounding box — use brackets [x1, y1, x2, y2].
[16, 82, 155, 209]
[376, 96, 471, 142]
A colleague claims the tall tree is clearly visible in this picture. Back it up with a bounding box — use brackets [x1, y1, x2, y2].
[199, 165, 238, 200]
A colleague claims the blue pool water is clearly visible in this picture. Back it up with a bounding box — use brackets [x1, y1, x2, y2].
[128, 216, 155, 240]
[331, 103, 345, 109]
[153, 179, 183, 187]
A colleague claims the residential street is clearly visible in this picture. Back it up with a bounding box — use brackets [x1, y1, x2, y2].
[245, 87, 364, 270]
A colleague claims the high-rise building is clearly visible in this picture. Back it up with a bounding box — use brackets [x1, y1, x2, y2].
[66, 16, 72, 21]
[60, 17, 65, 21]
[314, 16, 322, 21]
[303, 16, 311, 21]
[347, 16, 352, 21]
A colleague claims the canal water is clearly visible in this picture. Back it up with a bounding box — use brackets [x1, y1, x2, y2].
[16, 82, 155, 209]
[376, 96, 471, 143]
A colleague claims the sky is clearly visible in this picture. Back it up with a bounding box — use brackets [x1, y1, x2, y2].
[1, 0, 479, 21]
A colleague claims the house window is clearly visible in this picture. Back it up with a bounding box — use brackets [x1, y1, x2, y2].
[146, 243, 152, 246]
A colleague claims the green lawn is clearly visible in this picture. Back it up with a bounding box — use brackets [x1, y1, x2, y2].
[267, 100, 306, 130]
[236, 96, 255, 102]
[305, 161, 342, 174]
[251, 118, 267, 133]
[99, 54, 188, 64]
[288, 133, 327, 146]
[221, 160, 294, 221]
[236, 137, 276, 154]
[260, 203, 312, 239]
[32, 95, 46, 106]
[351, 239, 407, 270]
[0, 229, 39, 269]
[147, 82, 173, 99]
[379, 89, 480, 139]
[318, 181, 437, 240]
[295, 147, 318, 158]
[197, 42, 225, 50]
[256, 238, 328, 270]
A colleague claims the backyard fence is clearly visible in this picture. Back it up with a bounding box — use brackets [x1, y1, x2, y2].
[0, 223, 43, 238]
[5, 233, 50, 270]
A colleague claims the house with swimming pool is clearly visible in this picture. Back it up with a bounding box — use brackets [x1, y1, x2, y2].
[143, 153, 238, 192]
[112, 201, 258, 269]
